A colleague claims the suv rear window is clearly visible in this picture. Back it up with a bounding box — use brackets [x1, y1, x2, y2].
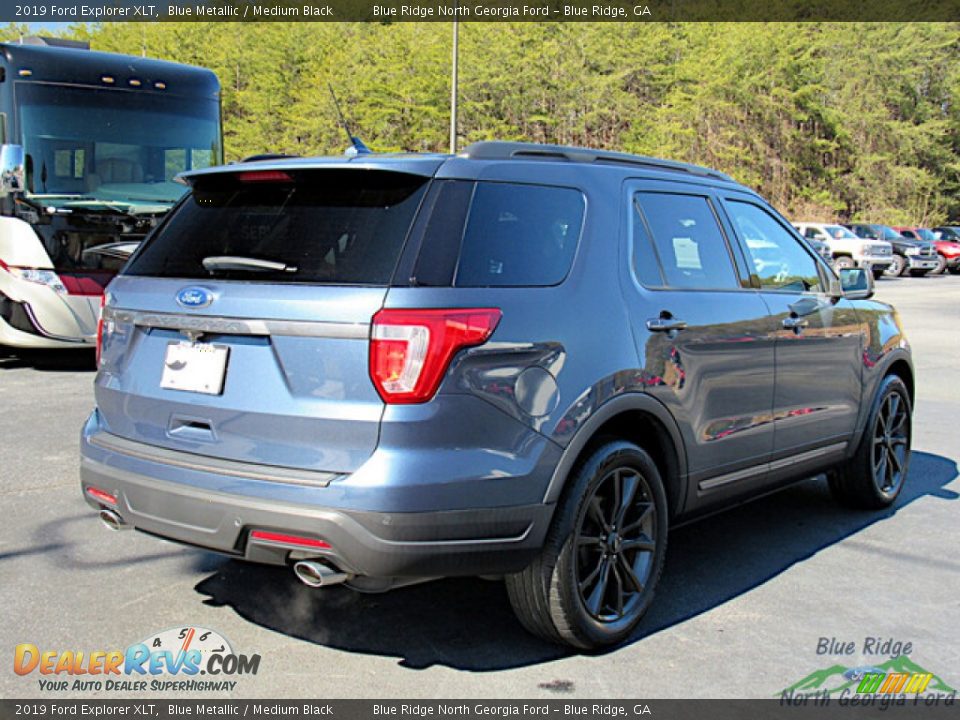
[124, 169, 429, 285]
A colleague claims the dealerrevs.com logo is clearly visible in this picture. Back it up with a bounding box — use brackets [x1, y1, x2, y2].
[14, 626, 260, 693]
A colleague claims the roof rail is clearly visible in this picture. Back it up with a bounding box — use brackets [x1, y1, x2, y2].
[458, 141, 734, 183]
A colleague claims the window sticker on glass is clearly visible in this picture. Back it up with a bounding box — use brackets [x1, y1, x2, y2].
[633, 193, 739, 290]
[672, 236, 702, 270]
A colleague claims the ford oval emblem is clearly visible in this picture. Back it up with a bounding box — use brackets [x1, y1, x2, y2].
[176, 287, 214, 309]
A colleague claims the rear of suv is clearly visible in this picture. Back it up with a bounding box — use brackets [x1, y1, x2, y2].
[82, 142, 914, 649]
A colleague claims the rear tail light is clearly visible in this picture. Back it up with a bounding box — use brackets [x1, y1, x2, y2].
[370, 308, 501, 404]
[95, 294, 106, 366]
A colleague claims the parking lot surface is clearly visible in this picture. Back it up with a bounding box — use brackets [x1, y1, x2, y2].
[2, 275, 958, 699]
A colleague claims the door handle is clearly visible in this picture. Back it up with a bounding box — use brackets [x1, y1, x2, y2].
[646, 316, 688, 333]
[782, 315, 809, 331]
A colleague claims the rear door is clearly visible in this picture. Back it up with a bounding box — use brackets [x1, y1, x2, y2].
[620, 182, 777, 505]
[719, 195, 862, 465]
[96, 166, 432, 474]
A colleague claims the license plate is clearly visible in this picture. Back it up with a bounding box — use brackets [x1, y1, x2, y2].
[160, 342, 229, 395]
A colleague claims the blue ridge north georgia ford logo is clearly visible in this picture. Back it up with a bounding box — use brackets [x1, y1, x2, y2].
[176, 287, 214, 309]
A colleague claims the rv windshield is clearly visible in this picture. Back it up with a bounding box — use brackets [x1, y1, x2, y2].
[16, 82, 221, 206]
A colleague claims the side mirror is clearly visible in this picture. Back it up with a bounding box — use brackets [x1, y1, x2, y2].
[0, 144, 24, 195]
[839, 267, 874, 300]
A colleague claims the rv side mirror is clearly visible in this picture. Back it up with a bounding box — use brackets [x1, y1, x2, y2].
[839, 267, 874, 300]
[0, 144, 25, 195]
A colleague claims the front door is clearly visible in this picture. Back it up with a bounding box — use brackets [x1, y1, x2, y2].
[719, 196, 862, 466]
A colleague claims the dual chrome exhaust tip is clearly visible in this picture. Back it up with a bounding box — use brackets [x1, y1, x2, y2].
[98, 508, 130, 532]
[97, 508, 348, 589]
[292, 560, 349, 588]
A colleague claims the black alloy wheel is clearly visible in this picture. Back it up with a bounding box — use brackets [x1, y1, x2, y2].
[870, 388, 910, 500]
[829, 375, 911, 509]
[506, 440, 668, 649]
[574, 467, 656, 623]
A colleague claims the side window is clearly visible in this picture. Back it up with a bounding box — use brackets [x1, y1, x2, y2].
[630, 199, 665, 287]
[454, 182, 583, 287]
[633, 192, 740, 290]
[727, 201, 822, 293]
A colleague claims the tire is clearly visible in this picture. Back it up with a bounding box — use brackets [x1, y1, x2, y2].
[828, 375, 911, 510]
[506, 440, 668, 649]
[833, 256, 855, 271]
[929, 253, 947, 275]
[872, 266, 886, 280]
[884, 254, 906, 277]
[948, 265, 960, 276]
[908, 268, 930, 277]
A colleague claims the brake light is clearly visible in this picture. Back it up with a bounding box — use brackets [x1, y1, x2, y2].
[370, 308, 501, 404]
[237, 170, 293, 183]
[95, 294, 106, 366]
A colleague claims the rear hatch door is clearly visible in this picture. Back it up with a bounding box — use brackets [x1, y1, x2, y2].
[96, 164, 435, 474]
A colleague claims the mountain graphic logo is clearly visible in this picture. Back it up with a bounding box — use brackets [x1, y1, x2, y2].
[781, 655, 956, 696]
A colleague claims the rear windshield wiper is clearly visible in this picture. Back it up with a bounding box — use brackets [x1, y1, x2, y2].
[201, 256, 298, 274]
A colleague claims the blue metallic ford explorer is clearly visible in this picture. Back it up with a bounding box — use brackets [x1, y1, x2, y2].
[81, 142, 913, 648]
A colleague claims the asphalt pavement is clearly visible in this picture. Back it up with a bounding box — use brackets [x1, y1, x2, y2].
[1, 274, 958, 699]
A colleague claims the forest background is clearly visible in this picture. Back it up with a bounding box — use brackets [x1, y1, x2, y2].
[3, 21, 959, 223]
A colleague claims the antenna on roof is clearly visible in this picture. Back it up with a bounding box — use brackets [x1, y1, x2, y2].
[328, 83, 370, 157]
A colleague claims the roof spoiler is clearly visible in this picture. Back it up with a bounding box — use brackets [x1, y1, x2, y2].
[20, 36, 90, 50]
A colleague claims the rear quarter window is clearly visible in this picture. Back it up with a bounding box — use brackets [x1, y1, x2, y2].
[453, 182, 584, 287]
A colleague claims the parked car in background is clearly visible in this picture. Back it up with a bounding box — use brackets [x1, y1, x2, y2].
[845, 223, 938, 277]
[793, 222, 893, 279]
[931, 227, 960, 274]
[80, 141, 915, 649]
[802, 234, 834, 266]
[894, 226, 960, 275]
[932, 226, 960, 242]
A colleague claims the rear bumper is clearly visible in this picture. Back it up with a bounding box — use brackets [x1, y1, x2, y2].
[80, 415, 555, 578]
